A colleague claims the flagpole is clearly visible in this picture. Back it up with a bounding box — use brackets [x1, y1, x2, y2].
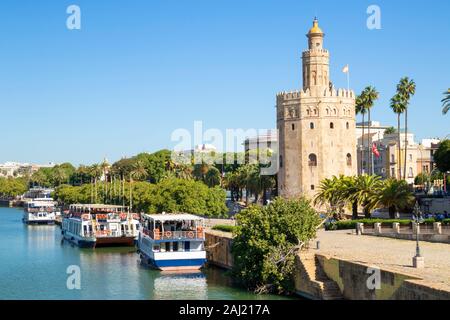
[347, 69, 350, 91]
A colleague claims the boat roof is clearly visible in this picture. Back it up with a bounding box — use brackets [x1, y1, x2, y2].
[143, 213, 204, 222]
[70, 204, 127, 209]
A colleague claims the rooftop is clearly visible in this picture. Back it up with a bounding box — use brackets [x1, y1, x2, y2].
[143, 213, 204, 222]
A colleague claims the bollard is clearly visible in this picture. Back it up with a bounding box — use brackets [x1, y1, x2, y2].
[374, 223, 382, 235]
[393, 222, 400, 234]
[356, 223, 364, 235]
[433, 222, 442, 235]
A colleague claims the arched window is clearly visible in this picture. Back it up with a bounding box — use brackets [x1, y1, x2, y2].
[310, 122, 314, 129]
[408, 167, 414, 178]
[346, 153, 352, 166]
[326, 108, 330, 115]
[333, 108, 337, 115]
[308, 154, 317, 167]
[330, 122, 334, 129]
[306, 109, 310, 116]
[314, 108, 318, 115]
[292, 123, 295, 131]
[346, 122, 349, 129]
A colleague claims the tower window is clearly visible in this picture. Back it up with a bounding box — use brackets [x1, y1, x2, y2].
[346, 153, 352, 166]
[308, 154, 317, 167]
[292, 124, 295, 131]
[311, 185, 315, 190]
[330, 122, 334, 129]
[310, 122, 314, 129]
[346, 122, 349, 129]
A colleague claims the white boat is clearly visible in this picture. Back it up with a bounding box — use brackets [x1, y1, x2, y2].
[61, 204, 141, 248]
[138, 213, 207, 271]
[23, 198, 59, 225]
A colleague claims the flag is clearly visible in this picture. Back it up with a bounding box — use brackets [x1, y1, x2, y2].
[372, 143, 380, 158]
[342, 64, 349, 73]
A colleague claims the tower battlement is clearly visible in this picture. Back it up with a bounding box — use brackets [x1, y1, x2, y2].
[276, 88, 355, 101]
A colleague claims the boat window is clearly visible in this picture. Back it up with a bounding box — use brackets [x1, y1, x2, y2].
[173, 242, 179, 252]
[153, 245, 160, 252]
[165, 242, 171, 252]
[184, 242, 191, 252]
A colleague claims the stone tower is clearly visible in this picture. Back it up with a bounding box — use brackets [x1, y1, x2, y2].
[277, 18, 357, 199]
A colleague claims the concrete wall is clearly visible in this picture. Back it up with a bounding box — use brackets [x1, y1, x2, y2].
[314, 254, 450, 300]
[205, 230, 234, 270]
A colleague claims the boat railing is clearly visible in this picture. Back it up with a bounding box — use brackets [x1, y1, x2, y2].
[143, 228, 205, 240]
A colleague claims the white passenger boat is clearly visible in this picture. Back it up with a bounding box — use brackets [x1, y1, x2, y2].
[138, 213, 207, 271]
[23, 198, 59, 225]
[62, 204, 141, 248]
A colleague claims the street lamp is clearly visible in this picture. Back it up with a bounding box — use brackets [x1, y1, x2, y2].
[412, 201, 425, 268]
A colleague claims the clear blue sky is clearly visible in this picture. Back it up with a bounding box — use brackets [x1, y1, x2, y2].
[1, 0, 448, 165]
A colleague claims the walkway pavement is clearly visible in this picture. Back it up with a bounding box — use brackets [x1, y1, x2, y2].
[314, 230, 450, 291]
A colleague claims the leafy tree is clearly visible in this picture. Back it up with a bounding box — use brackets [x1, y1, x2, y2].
[384, 127, 396, 135]
[232, 197, 320, 294]
[434, 140, 450, 173]
[0, 177, 28, 198]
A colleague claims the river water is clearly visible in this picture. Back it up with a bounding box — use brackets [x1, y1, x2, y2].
[0, 207, 293, 300]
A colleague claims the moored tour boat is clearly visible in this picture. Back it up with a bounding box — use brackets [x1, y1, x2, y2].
[62, 204, 141, 248]
[138, 213, 207, 271]
[23, 198, 59, 225]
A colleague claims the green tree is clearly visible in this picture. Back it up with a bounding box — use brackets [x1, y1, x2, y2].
[231, 197, 320, 294]
[355, 95, 367, 174]
[354, 174, 382, 218]
[390, 93, 406, 179]
[384, 127, 396, 135]
[373, 179, 415, 219]
[434, 140, 450, 173]
[396, 77, 416, 179]
[358, 86, 379, 174]
[442, 88, 450, 115]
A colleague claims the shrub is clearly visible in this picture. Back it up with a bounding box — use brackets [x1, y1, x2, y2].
[325, 217, 450, 230]
[212, 225, 236, 233]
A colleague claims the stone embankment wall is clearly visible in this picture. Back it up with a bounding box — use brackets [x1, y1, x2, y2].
[295, 252, 450, 300]
[205, 230, 234, 270]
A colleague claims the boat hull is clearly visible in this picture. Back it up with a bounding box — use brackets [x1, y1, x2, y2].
[95, 236, 136, 247]
[23, 218, 55, 225]
[140, 251, 206, 271]
[62, 231, 96, 248]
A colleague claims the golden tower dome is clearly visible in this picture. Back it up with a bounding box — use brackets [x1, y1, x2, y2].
[308, 17, 323, 34]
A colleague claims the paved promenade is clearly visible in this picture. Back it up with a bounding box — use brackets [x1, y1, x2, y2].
[315, 230, 450, 291]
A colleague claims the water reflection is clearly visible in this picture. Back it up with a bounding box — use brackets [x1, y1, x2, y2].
[153, 272, 208, 300]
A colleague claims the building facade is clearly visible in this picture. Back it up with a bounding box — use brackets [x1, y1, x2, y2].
[277, 18, 357, 199]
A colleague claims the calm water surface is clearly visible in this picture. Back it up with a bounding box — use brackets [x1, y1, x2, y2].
[0, 207, 293, 300]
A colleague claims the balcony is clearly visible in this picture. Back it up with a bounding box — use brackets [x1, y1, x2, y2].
[143, 228, 205, 241]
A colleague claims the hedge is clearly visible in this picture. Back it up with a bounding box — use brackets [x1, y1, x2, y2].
[325, 218, 450, 231]
[212, 224, 236, 233]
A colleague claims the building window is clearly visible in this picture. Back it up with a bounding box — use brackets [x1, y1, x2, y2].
[391, 168, 395, 177]
[308, 154, 317, 167]
[307, 109, 310, 116]
[408, 167, 414, 178]
[310, 122, 314, 129]
[346, 122, 349, 129]
[391, 154, 395, 163]
[330, 122, 334, 129]
[292, 124, 295, 131]
[311, 185, 315, 190]
[409, 154, 413, 161]
[346, 153, 352, 166]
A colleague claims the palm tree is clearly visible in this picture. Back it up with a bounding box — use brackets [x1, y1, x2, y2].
[442, 88, 450, 115]
[338, 176, 360, 219]
[130, 160, 148, 181]
[359, 86, 379, 175]
[390, 93, 406, 179]
[373, 179, 415, 219]
[355, 95, 367, 174]
[384, 127, 396, 135]
[396, 77, 416, 180]
[354, 174, 381, 218]
[314, 176, 346, 219]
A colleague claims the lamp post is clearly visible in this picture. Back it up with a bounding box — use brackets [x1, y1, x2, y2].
[412, 201, 425, 268]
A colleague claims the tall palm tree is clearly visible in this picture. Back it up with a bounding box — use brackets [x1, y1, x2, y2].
[396, 77, 416, 180]
[338, 176, 360, 219]
[355, 95, 367, 175]
[359, 86, 379, 175]
[373, 179, 415, 219]
[390, 94, 406, 179]
[314, 176, 345, 219]
[442, 88, 450, 115]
